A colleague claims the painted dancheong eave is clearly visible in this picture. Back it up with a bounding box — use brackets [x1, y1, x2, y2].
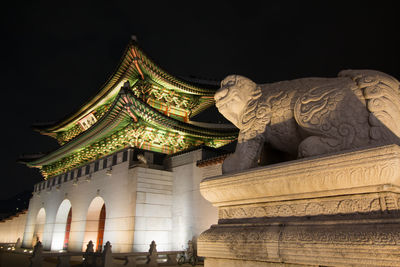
[33, 40, 218, 137]
[26, 86, 237, 167]
[21, 84, 238, 178]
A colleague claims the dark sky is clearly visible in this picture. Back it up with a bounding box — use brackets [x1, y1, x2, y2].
[1, 1, 399, 199]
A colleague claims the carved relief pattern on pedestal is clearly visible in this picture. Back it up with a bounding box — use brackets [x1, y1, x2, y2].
[198, 223, 400, 264]
[282, 227, 400, 246]
[199, 227, 278, 242]
[199, 226, 279, 261]
[219, 193, 400, 219]
[199, 224, 400, 246]
[316, 160, 397, 188]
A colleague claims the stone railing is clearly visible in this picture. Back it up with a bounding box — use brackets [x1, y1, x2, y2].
[0, 240, 183, 267]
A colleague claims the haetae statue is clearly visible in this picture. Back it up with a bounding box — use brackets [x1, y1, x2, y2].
[215, 70, 400, 173]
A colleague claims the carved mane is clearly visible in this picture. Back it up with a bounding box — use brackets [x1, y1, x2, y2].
[236, 79, 269, 142]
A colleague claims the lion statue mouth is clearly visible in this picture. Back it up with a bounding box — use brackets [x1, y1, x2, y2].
[215, 90, 238, 111]
[214, 75, 259, 128]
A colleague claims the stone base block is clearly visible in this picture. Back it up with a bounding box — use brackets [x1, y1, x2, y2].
[205, 258, 307, 267]
[198, 145, 400, 266]
[199, 218, 400, 266]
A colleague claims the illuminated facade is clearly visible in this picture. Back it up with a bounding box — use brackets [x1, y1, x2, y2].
[17, 40, 238, 252]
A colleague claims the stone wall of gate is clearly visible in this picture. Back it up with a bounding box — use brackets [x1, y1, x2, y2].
[0, 211, 27, 243]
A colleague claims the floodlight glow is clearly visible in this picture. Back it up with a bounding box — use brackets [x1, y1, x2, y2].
[50, 200, 72, 251]
[82, 197, 105, 251]
[33, 208, 46, 246]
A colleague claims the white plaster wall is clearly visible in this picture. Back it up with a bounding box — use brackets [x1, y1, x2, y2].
[22, 154, 137, 253]
[100, 162, 136, 253]
[0, 212, 27, 243]
[131, 167, 173, 252]
[172, 162, 195, 250]
[170, 150, 219, 251]
[195, 163, 221, 237]
[20, 148, 221, 253]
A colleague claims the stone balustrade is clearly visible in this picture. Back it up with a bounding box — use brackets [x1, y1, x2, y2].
[0, 240, 183, 267]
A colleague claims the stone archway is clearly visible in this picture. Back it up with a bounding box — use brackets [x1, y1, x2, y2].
[32, 208, 46, 247]
[82, 196, 106, 251]
[50, 199, 72, 251]
[63, 208, 72, 250]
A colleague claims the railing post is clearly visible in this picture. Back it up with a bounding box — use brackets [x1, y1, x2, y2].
[15, 238, 22, 249]
[187, 239, 195, 258]
[102, 241, 113, 267]
[146, 240, 158, 267]
[187, 239, 197, 266]
[86, 240, 95, 253]
[29, 241, 43, 267]
[83, 240, 95, 266]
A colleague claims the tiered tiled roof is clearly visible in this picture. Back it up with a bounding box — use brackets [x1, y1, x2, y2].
[22, 39, 238, 178]
[33, 40, 217, 140]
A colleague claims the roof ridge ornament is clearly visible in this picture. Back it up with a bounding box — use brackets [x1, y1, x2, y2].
[131, 35, 138, 42]
[123, 81, 131, 90]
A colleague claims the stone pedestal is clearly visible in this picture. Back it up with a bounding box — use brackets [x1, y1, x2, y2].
[198, 145, 400, 266]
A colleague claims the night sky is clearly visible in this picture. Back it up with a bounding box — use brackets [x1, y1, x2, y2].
[1, 1, 399, 200]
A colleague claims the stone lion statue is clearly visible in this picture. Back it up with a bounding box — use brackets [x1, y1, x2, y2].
[215, 70, 400, 173]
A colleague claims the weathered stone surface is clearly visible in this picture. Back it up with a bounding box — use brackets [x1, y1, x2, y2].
[201, 145, 400, 206]
[214, 70, 400, 174]
[199, 220, 400, 266]
[198, 145, 400, 267]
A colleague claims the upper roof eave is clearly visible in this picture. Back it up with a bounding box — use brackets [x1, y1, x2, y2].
[34, 39, 220, 134]
[23, 86, 238, 168]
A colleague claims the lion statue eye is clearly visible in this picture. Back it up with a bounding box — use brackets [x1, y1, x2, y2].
[221, 79, 236, 89]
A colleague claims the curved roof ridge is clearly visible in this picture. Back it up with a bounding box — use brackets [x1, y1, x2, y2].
[33, 42, 134, 133]
[177, 75, 220, 87]
[23, 85, 238, 168]
[186, 120, 237, 130]
[33, 39, 219, 134]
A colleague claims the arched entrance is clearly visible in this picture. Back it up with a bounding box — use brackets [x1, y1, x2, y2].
[96, 204, 106, 252]
[50, 199, 72, 251]
[83, 197, 106, 251]
[32, 208, 46, 247]
[63, 209, 72, 250]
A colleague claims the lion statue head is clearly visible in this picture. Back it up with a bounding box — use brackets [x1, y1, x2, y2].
[215, 75, 261, 128]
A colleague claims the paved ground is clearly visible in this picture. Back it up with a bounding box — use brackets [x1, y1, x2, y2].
[0, 251, 203, 267]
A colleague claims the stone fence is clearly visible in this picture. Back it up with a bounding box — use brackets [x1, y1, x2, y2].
[0, 240, 183, 267]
